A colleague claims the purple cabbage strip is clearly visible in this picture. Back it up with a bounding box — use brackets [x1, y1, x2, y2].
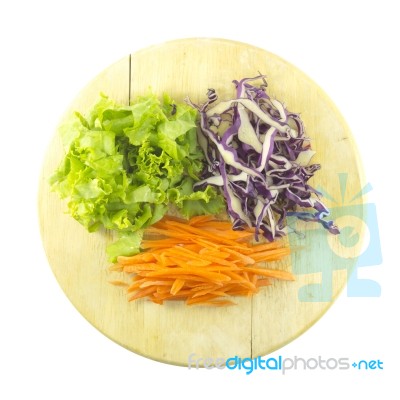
[187, 75, 339, 241]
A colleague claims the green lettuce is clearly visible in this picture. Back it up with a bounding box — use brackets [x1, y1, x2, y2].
[106, 231, 143, 261]
[50, 93, 225, 259]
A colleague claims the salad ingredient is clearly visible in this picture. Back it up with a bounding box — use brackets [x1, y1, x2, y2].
[186, 76, 339, 241]
[106, 230, 143, 261]
[110, 215, 292, 306]
[50, 93, 225, 237]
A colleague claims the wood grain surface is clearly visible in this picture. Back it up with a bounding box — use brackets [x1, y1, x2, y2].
[38, 38, 364, 365]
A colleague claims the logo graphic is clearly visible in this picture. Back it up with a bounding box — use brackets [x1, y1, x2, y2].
[187, 353, 384, 374]
[288, 173, 382, 302]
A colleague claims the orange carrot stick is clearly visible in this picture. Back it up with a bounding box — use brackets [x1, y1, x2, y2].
[109, 215, 294, 306]
[170, 279, 185, 295]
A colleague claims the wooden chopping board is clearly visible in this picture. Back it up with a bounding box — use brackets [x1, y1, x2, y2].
[38, 38, 364, 366]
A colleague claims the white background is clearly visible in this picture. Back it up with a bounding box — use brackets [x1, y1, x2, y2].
[1, 0, 398, 398]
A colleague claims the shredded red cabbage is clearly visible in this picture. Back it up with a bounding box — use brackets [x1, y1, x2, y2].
[186, 75, 339, 241]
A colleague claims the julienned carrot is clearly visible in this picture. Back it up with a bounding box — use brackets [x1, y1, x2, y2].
[110, 215, 293, 306]
[170, 279, 185, 295]
[108, 280, 129, 287]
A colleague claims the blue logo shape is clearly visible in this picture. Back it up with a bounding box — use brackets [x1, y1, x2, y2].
[288, 173, 382, 302]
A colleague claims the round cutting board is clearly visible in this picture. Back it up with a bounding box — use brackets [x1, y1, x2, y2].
[39, 38, 364, 365]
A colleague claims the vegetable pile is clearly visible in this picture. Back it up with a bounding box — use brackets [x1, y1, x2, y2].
[50, 74, 338, 306]
[110, 215, 293, 306]
[50, 93, 224, 255]
[186, 75, 339, 241]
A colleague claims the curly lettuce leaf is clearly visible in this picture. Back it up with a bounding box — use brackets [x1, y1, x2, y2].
[50, 93, 225, 237]
[106, 230, 143, 262]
